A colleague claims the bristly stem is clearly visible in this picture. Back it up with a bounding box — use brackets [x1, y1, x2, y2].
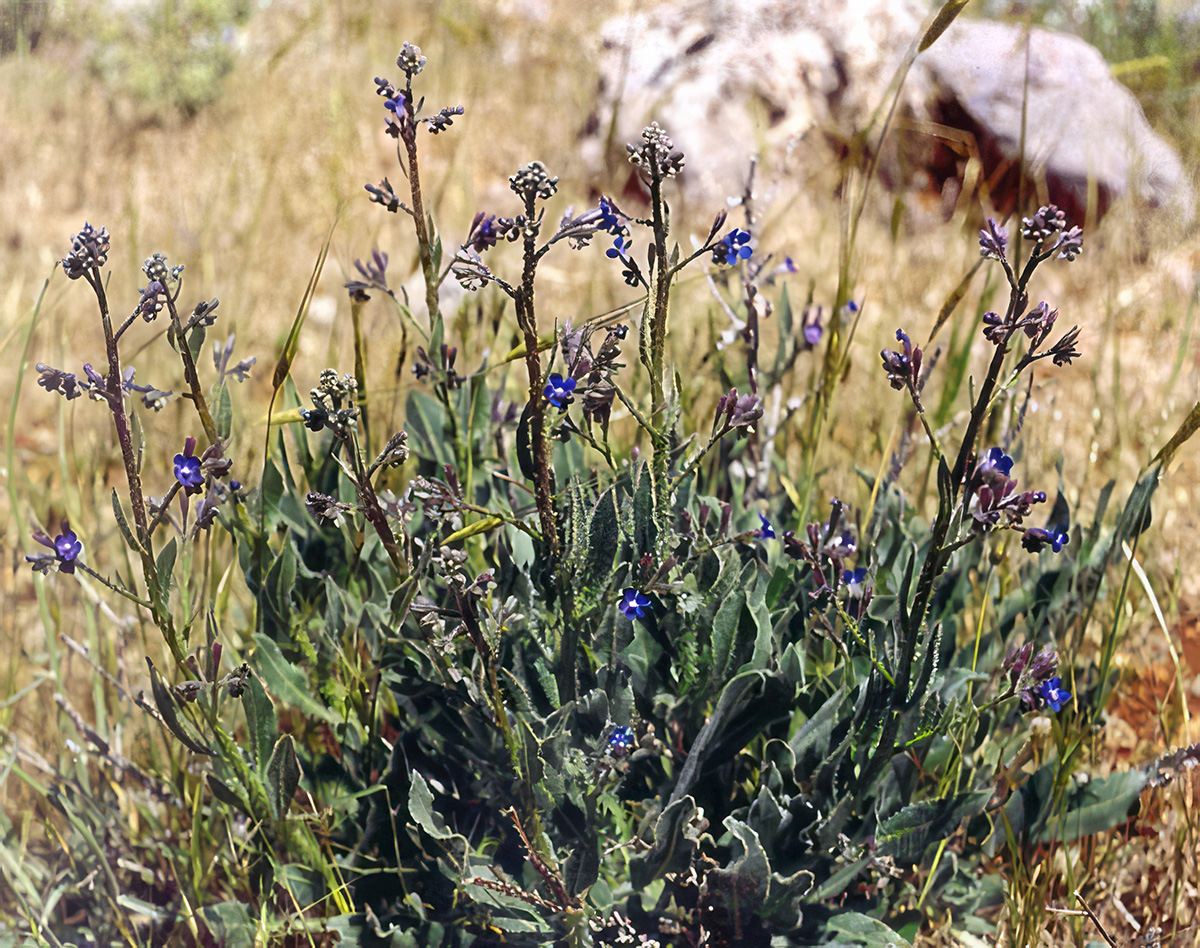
[400, 78, 441, 338]
[515, 193, 559, 559]
[164, 291, 219, 447]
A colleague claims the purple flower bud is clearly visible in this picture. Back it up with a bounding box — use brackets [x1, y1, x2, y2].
[978, 218, 1008, 260]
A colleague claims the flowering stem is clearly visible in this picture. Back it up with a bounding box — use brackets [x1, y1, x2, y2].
[347, 434, 409, 578]
[89, 268, 182, 662]
[400, 85, 441, 334]
[349, 294, 372, 458]
[514, 195, 559, 560]
[164, 293, 219, 447]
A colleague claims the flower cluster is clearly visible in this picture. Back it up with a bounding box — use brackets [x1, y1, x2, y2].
[509, 161, 558, 203]
[967, 448, 1048, 532]
[1021, 205, 1083, 260]
[782, 499, 859, 596]
[344, 249, 392, 298]
[365, 178, 401, 213]
[300, 369, 360, 436]
[1002, 643, 1070, 711]
[980, 301, 1081, 365]
[606, 726, 635, 759]
[713, 387, 763, 437]
[34, 362, 173, 411]
[880, 329, 922, 393]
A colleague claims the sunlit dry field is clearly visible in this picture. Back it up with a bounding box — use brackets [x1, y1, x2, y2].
[2, 0, 1200, 942]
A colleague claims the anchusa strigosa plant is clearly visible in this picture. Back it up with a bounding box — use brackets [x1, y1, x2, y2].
[13, 34, 1172, 948]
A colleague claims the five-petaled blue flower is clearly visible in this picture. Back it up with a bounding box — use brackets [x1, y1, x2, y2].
[758, 513, 775, 540]
[1039, 676, 1071, 712]
[607, 725, 634, 758]
[174, 453, 203, 490]
[543, 373, 577, 410]
[619, 588, 651, 620]
[56, 530, 82, 564]
[713, 229, 753, 266]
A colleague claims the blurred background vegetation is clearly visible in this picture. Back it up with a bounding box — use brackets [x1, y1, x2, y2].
[1, 0, 1199, 941]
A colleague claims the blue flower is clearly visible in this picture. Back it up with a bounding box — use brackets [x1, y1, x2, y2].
[27, 523, 83, 574]
[977, 446, 1014, 478]
[607, 725, 634, 758]
[619, 588, 651, 620]
[597, 197, 625, 236]
[801, 306, 823, 348]
[1038, 676, 1071, 712]
[712, 229, 752, 266]
[543, 373, 577, 410]
[606, 235, 632, 260]
[55, 530, 82, 564]
[758, 513, 775, 539]
[841, 567, 867, 594]
[174, 439, 204, 492]
[1022, 525, 1070, 554]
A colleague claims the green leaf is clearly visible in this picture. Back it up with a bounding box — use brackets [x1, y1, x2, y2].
[876, 789, 991, 864]
[266, 734, 300, 820]
[407, 390, 453, 468]
[198, 901, 255, 948]
[630, 795, 702, 889]
[790, 686, 848, 777]
[215, 382, 233, 440]
[1114, 464, 1160, 545]
[111, 489, 146, 555]
[153, 537, 177, 616]
[585, 488, 620, 589]
[632, 463, 657, 557]
[206, 774, 251, 816]
[563, 835, 600, 897]
[825, 911, 914, 948]
[1035, 769, 1146, 844]
[705, 817, 769, 915]
[243, 672, 277, 770]
[918, 0, 970, 52]
[146, 659, 214, 755]
[251, 633, 337, 724]
[515, 398, 536, 482]
[709, 588, 746, 683]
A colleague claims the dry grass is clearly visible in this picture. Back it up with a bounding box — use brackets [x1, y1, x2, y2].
[1, 0, 1199, 941]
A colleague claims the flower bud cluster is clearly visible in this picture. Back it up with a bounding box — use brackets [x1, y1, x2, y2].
[509, 161, 558, 203]
[627, 122, 685, 178]
[300, 369, 360, 436]
[61, 223, 110, 279]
